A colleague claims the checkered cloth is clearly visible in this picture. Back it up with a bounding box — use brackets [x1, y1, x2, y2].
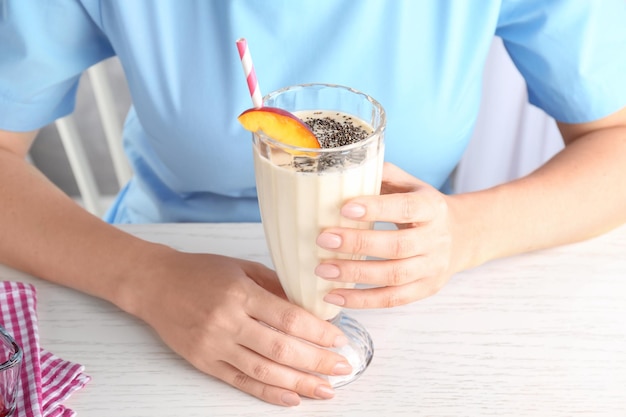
[0, 281, 90, 417]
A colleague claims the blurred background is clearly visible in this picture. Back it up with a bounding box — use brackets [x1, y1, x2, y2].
[29, 38, 565, 213]
[29, 58, 131, 200]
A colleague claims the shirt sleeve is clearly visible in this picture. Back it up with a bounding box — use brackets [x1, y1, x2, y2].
[0, 0, 114, 131]
[496, 0, 626, 123]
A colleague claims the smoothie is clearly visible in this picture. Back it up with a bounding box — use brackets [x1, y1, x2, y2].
[254, 110, 384, 320]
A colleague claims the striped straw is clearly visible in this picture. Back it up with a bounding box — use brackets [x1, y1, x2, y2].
[236, 38, 263, 108]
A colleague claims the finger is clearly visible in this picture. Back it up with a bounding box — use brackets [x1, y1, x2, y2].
[247, 289, 349, 349]
[239, 320, 353, 377]
[317, 227, 434, 260]
[223, 344, 337, 401]
[316, 256, 433, 287]
[380, 162, 434, 196]
[325, 278, 444, 309]
[381, 161, 426, 185]
[341, 191, 443, 225]
[211, 360, 305, 406]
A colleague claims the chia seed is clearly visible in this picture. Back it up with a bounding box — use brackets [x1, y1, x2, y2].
[302, 113, 372, 148]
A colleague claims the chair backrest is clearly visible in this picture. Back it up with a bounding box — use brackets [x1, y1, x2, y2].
[54, 60, 132, 216]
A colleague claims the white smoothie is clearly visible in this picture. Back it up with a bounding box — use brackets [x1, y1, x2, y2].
[254, 110, 384, 320]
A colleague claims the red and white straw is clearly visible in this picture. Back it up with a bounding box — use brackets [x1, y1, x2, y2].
[236, 38, 263, 108]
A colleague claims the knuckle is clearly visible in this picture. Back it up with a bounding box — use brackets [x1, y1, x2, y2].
[392, 234, 416, 258]
[252, 363, 271, 381]
[432, 259, 448, 278]
[259, 383, 272, 401]
[401, 194, 418, 221]
[419, 274, 446, 299]
[383, 291, 405, 308]
[310, 354, 326, 373]
[232, 371, 251, 389]
[292, 375, 306, 393]
[203, 309, 235, 338]
[269, 339, 292, 362]
[278, 307, 300, 332]
[357, 294, 372, 309]
[429, 248, 451, 277]
[350, 263, 366, 283]
[388, 262, 410, 286]
[352, 232, 370, 254]
[223, 280, 253, 308]
[434, 194, 449, 214]
[425, 282, 442, 298]
[314, 326, 331, 347]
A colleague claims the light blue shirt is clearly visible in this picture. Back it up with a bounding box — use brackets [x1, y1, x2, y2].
[2, 0, 626, 223]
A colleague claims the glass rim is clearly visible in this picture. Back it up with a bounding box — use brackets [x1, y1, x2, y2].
[0, 325, 23, 371]
[258, 83, 386, 153]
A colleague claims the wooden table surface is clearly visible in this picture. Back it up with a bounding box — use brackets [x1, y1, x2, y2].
[1, 223, 625, 416]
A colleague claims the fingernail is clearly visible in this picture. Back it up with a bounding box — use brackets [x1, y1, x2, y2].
[332, 361, 353, 376]
[315, 384, 335, 399]
[324, 293, 345, 306]
[315, 263, 340, 279]
[317, 233, 342, 249]
[281, 392, 301, 406]
[333, 334, 349, 347]
[342, 203, 366, 219]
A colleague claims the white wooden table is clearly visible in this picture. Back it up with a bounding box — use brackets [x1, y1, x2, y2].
[2, 223, 625, 416]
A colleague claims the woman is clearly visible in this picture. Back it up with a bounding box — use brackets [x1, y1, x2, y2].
[1, 0, 625, 407]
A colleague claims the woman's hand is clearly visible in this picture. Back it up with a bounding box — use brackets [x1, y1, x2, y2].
[126, 250, 352, 407]
[315, 162, 460, 309]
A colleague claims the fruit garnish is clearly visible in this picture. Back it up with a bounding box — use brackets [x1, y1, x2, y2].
[238, 107, 321, 148]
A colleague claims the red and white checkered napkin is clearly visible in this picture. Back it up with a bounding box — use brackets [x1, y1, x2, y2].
[0, 281, 90, 417]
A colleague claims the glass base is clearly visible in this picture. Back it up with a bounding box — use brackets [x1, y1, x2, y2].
[326, 312, 374, 388]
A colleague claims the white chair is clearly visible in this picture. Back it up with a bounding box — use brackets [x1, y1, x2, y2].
[54, 60, 132, 216]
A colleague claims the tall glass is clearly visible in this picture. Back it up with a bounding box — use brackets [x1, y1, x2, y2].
[252, 83, 386, 386]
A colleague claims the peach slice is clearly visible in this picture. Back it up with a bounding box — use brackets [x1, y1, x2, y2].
[238, 107, 320, 148]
